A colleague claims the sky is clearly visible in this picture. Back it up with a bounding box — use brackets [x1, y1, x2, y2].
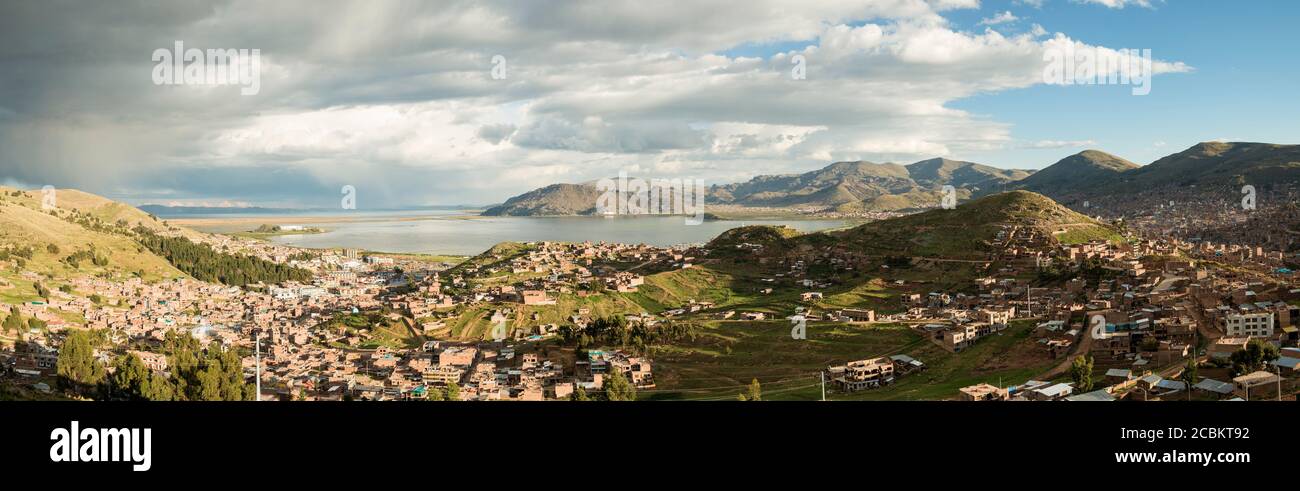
[0, 0, 1296, 208]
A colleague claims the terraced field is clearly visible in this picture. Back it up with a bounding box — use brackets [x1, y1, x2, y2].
[646, 319, 1056, 401]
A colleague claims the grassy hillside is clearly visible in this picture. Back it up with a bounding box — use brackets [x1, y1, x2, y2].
[1011, 150, 1138, 200]
[0, 194, 184, 282]
[1014, 142, 1300, 205]
[1119, 141, 1300, 190]
[1, 186, 203, 240]
[826, 190, 1119, 258]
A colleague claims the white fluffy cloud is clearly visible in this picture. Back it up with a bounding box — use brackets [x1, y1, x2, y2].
[980, 11, 1020, 25]
[0, 0, 1187, 206]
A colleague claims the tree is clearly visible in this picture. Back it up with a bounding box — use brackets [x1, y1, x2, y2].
[1139, 336, 1159, 352]
[445, 382, 461, 401]
[1070, 355, 1094, 392]
[425, 387, 446, 401]
[57, 330, 105, 394]
[1181, 359, 1198, 386]
[145, 375, 176, 401]
[603, 368, 637, 401]
[133, 227, 312, 287]
[161, 332, 249, 401]
[211, 343, 248, 401]
[1229, 339, 1280, 376]
[109, 353, 152, 401]
[570, 386, 591, 401]
[1180, 359, 1198, 401]
[2, 311, 22, 334]
[195, 365, 224, 401]
[738, 378, 762, 401]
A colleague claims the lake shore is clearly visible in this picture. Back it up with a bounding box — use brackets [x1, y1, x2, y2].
[170, 212, 486, 231]
[168, 211, 857, 256]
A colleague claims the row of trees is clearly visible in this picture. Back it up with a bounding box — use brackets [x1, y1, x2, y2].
[61, 248, 108, 268]
[0, 245, 35, 261]
[557, 315, 699, 353]
[56, 329, 254, 401]
[133, 227, 312, 286]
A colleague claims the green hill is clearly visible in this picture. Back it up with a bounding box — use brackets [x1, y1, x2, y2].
[0, 190, 184, 281]
[1010, 150, 1138, 200]
[705, 225, 800, 252]
[1012, 142, 1300, 206]
[0, 187, 310, 286]
[1118, 141, 1300, 190]
[703, 191, 1118, 261]
[827, 190, 1119, 258]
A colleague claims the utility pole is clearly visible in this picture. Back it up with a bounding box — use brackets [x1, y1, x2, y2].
[255, 332, 261, 402]
[820, 371, 826, 402]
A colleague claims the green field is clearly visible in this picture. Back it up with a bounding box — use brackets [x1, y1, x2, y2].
[1055, 224, 1124, 245]
[643, 321, 920, 400]
[840, 320, 1055, 400]
[440, 291, 646, 341]
[645, 319, 1056, 401]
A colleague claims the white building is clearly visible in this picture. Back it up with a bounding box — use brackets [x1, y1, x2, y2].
[1225, 312, 1274, 338]
[365, 255, 394, 266]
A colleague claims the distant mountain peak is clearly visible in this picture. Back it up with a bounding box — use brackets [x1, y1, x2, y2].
[1066, 150, 1138, 170]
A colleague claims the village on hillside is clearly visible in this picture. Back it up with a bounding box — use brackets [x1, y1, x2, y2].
[2, 187, 1299, 402]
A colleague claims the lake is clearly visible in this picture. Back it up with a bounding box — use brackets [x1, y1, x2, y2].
[177, 210, 850, 256]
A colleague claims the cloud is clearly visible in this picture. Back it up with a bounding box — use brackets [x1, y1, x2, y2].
[1074, 0, 1155, 8]
[979, 11, 1019, 26]
[477, 123, 517, 145]
[1017, 0, 1155, 7]
[0, 0, 1188, 207]
[1020, 139, 1097, 149]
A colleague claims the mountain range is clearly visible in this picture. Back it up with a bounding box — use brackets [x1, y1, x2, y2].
[483, 142, 1300, 216]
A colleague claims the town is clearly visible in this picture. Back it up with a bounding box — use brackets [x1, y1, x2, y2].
[1, 187, 1298, 402]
